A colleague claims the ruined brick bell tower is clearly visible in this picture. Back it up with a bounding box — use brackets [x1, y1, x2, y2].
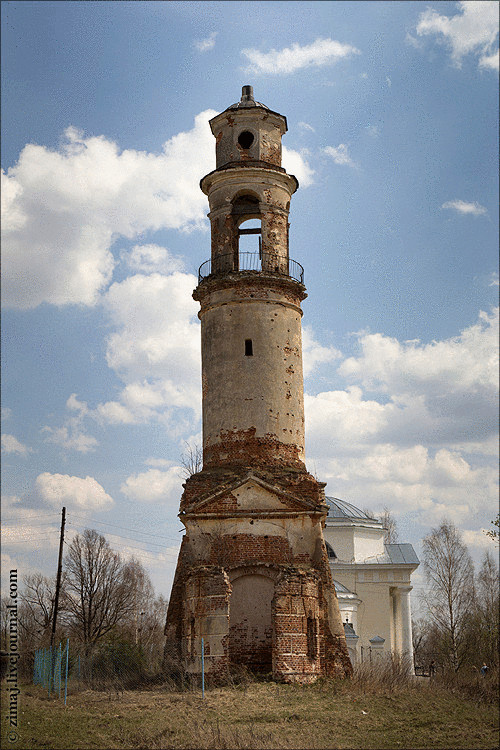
[164, 86, 352, 683]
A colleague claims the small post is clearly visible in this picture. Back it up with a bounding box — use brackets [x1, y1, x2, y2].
[64, 638, 69, 706]
[58, 642, 62, 698]
[201, 637, 205, 699]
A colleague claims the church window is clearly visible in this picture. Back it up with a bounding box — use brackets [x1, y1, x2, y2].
[326, 542, 337, 560]
[245, 339, 253, 356]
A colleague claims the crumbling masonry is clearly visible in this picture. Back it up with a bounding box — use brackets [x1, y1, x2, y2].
[164, 86, 352, 683]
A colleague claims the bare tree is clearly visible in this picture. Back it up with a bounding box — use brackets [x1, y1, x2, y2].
[475, 550, 499, 667]
[20, 573, 62, 645]
[116, 557, 155, 645]
[422, 520, 475, 671]
[64, 529, 136, 645]
[380, 506, 399, 544]
[180, 442, 203, 479]
[1, 597, 10, 652]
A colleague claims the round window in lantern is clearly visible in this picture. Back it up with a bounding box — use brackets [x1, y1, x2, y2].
[238, 131, 254, 149]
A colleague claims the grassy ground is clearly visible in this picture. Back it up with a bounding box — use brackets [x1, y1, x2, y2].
[9, 676, 499, 750]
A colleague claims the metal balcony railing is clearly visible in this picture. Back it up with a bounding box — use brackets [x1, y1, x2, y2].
[198, 252, 304, 284]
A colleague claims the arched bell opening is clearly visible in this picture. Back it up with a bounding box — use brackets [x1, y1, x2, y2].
[231, 194, 262, 272]
[237, 219, 262, 269]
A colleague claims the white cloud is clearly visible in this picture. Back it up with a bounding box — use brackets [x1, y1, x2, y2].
[1, 500, 63, 550]
[339, 308, 498, 399]
[316, 443, 497, 525]
[35, 472, 114, 511]
[462, 528, 497, 550]
[282, 146, 315, 187]
[193, 32, 217, 53]
[93, 270, 201, 429]
[145, 457, 175, 468]
[323, 144, 357, 168]
[42, 424, 98, 453]
[1, 111, 218, 309]
[121, 466, 183, 504]
[302, 326, 342, 377]
[298, 121, 315, 133]
[305, 386, 391, 453]
[489, 272, 499, 287]
[122, 244, 185, 275]
[385, 76, 392, 88]
[42, 393, 98, 453]
[1, 169, 26, 231]
[2, 111, 315, 310]
[416, 1, 499, 71]
[441, 199, 488, 216]
[242, 38, 360, 75]
[66, 393, 89, 413]
[304, 309, 498, 530]
[479, 49, 499, 70]
[1, 434, 30, 455]
[102, 271, 200, 386]
[365, 125, 380, 138]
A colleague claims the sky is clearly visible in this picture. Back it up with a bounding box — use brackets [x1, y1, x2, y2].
[1, 1, 498, 611]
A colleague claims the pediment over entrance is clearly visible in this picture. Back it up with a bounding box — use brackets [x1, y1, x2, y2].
[182, 473, 323, 516]
[231, 478, 290, 510]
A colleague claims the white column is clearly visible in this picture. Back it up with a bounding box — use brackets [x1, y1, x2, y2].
[392, 588, 402, 654]
[399, 586, 414, 674]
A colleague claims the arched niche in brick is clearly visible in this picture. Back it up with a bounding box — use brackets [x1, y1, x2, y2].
[228, 567, 275, 672]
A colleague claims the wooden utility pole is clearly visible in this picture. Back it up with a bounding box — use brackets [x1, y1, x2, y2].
[50, 506, 66, 649]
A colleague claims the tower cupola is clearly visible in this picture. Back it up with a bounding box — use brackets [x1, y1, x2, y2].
[199, 86, 300, 281]
[209, 85, 288, 170]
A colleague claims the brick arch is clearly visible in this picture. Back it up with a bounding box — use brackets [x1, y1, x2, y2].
[228, 563, 281, 584]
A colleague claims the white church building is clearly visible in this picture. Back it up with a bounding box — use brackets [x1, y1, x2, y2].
[323, 498, 419, 670]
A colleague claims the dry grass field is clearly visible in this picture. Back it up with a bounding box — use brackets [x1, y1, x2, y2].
[10, 670, 499, 750]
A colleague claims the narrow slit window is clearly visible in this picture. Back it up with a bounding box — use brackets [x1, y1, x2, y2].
[307, 617, 317, 658]
[245, 339, 253, 356]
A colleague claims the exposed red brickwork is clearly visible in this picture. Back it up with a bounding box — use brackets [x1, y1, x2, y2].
[272, 570, 322, 683]
[194, 273, 307, 309]
[180, 465, 325, 514]
[229, 622, 273, 671]
[209, 533, 292, 566]
[203, 429, 305, 470]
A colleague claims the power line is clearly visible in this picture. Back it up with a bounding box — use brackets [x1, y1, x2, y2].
[66, 521, 183, 552]
[62, 530, 180, 561]
[4, 534, 60, 542]
[68, 513, 182, 542]
[66, 522, 169, 550]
